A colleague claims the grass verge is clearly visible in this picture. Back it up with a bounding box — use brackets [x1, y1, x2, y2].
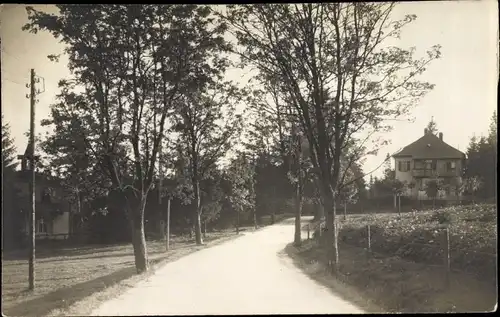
[1, 230, 242, 317]
[286, 239, 497, 313]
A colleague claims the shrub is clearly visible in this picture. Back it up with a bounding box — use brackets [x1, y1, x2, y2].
[430, 210, 454, 225]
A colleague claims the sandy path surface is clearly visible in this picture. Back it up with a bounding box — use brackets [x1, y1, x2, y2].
[91, 218, 365, 315]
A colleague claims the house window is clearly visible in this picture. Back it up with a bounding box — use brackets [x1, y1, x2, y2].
[37, 219, 47, 234]
[424, 160, 436, 170]
[414, 160, 424, 169]
[444, 161, 457, 173]
[398, 161, 411, 172]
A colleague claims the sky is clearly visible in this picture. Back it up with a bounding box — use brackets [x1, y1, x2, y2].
[1, 2, 498, 179]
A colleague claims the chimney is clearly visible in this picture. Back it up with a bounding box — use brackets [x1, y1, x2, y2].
[439, 132, 443, 141]
[424, 128, 428, 135]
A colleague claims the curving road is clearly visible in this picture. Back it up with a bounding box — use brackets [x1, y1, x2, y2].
[91, 218, 365, 315]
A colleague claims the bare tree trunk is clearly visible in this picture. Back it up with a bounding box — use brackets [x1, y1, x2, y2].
[398, 195, 401, 215]
[319, 200, 325, 220]
[131, 195, 148, 274]
[193, 180, 203, 245]
[166, 198, 170, 251]
[334, 200, 339, 265]
[294, 182, 302, 247]
[236, 209, 240, 234]
[203, 221, 207, 239]
[322, 181, 339, 274]
[194, 211, 203, 245]
[159, 219, 165, 241]
[253, 211, 258, 230]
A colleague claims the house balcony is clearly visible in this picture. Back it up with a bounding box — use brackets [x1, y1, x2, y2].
[412, 169, 458, 178]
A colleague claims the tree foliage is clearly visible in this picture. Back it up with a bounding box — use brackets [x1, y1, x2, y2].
[221, 3, 440, 271]
[2, 114, 18, 171]
[425, 116, 438, 135]
[171, 80, 245, 244]
[24, 4, 232, 272]
[465, 111, 496, 200]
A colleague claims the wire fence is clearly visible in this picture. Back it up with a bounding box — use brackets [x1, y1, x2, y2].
[303, 220, 497, 288]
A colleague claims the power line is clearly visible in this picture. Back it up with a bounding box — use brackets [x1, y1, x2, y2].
[1, 47, 24, 64]
[2, 76, 25, 86]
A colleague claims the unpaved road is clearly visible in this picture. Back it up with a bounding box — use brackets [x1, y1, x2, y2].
[91, 218, 365, 315]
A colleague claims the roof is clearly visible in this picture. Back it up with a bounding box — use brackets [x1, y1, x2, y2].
[23, 141, 33, 157]
[392, 133, 465, 159]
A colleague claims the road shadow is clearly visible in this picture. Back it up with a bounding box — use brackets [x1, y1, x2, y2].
[3, 243, 129, 261]
[280, 243, 383, 313]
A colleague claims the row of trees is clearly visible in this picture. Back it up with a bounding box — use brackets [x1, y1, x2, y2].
[2, 114, 21, 251]
[21, 4, 440, 274]
[465, 111, 496, 200]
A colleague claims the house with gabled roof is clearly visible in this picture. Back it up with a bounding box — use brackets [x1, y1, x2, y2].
[392, 128, 466, 200]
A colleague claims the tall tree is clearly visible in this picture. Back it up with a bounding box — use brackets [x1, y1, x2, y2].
[221, 3, 440, 272]
[2, 114, 18, 171]
[487, 110, 497, 146]
[24, 4, 229, 272]
[465, 113, 496, 201]
[426, 116, 438, 135]
[39, 113, 109, 232]
[225, 151, 257, 233]
[2, 114, 21, 250]
[172, 81, 244, 245]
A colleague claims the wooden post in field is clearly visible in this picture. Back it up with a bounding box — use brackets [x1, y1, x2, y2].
[253, 211, 258, 230]
[343, 203, 347, 221]
[367, 224, 372, 254]
[166, 198, 171, 251]
[236, 207, 240, 234]
[442, 227, 450, 288]
[307, 224, 310, 240]
[398, 194, 401, 216]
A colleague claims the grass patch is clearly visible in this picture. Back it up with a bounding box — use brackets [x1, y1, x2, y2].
[286, 239, 497, 313]
[1, 229, 241, 317]
[338, 204, 497, 283]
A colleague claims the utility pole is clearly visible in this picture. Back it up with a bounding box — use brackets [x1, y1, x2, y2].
[15, 69, 44, 291]
[27, 69, 37, 290]
[22, 68, 37, 291]
[166, 198, 171, 251]
[28, 69, 37, 291]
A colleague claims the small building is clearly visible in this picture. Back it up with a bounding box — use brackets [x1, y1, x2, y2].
[392, 128, 466, 201]
[15, 142, 72, 240]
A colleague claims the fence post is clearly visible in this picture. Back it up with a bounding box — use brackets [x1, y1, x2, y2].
[442, 227, 450, 288]
[367, 224, 371, 254]
[307, 224, 310, 240]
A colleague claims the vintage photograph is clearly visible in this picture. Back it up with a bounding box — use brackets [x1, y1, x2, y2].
[1, 2, 498, 315]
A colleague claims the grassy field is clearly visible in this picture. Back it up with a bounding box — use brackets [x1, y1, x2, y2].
[1, 229, 243, 317]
